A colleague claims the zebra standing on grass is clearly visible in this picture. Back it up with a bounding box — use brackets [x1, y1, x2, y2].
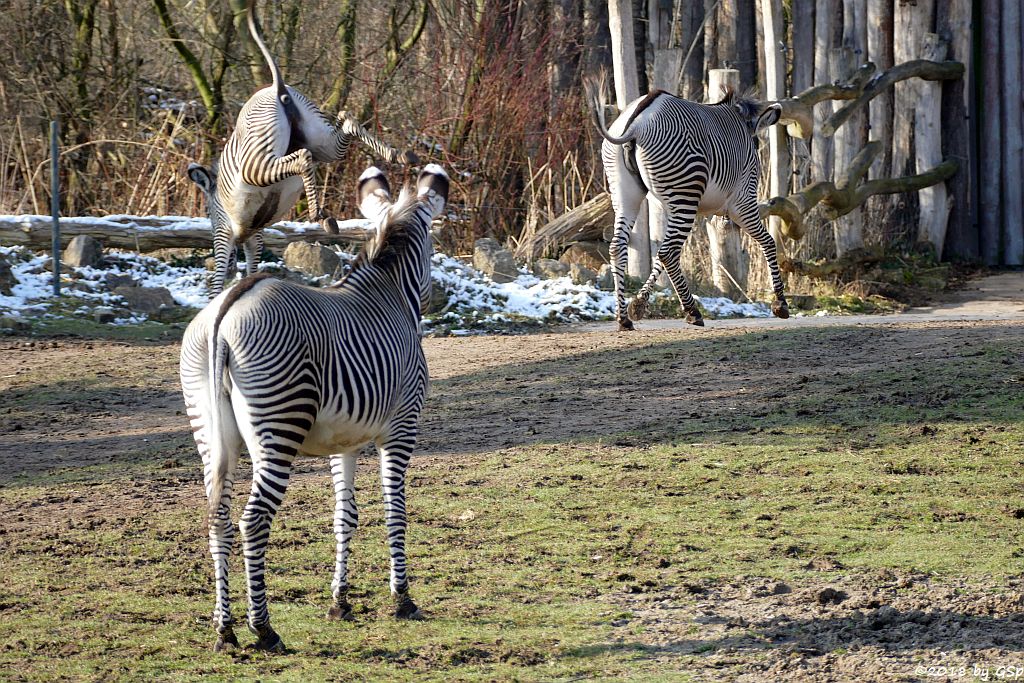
[584, 74, 790, 330]
[187, 0, 418, 299]
[179, 164, 449, 653]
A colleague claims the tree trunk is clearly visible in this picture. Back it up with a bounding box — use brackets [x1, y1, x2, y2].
[609, 0, 650, 280]
[811, 0, 837, 182]
[914, 34, 950, 257]
[1001, 0, 1024, 265]
[760, 0, 788, 250]
[676, 0, 705, 99]
[978, 0, 1001, 265]
[831, 46, 864, 257]
[936, 0, 976, 260]
[791, 0, 815, 96]
[865, 0, 892, 179]
[705, 68, 747, 297]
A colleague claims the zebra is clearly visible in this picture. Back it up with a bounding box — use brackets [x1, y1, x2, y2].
[187, 0, 418, 299]
[584, 75, 790, 330]
[179, 163, 449, 653]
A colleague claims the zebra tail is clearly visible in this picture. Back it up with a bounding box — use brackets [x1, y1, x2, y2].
[205, 318, 232, 527]
[583, 73, 635, 147]
[246, 0, 285, 96]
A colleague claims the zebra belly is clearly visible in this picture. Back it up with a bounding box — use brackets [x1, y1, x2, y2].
[227, 177, 303, 239]
[300, 412, 386, 456]
[697, 180, 731, 216]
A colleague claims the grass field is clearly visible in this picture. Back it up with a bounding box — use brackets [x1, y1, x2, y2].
[1, 320, 1022, 681]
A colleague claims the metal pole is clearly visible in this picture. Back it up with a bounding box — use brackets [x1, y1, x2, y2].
[50, 120, 61, 296]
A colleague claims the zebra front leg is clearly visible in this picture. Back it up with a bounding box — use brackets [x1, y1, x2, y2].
[327, 452, 359, 621]
[240, 147, 336, 233]
[627, 257, 667, 321]
[377, 427, 422, 619]
[732, 202, 789, 319]
[659, 204, 704, 326]
[208, 230, 238, 299]
[608, 215, 636, 331]
[238, 455, 295, 652]
[242, 233, 264, 277]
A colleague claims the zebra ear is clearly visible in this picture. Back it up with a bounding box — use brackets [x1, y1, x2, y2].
[187, 163, 214, 195]
[753, 104, 782, 134]
[417, 164, 449, 218]
[358, 166, 392, 220]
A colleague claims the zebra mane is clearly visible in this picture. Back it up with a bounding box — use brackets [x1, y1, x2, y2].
[714, 87, 769, 133]
[341, 188, 426, 280]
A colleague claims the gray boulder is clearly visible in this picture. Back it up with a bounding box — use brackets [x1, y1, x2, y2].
[473, 238, 518, 284]
[63, 235, 104, 268]
[105, 273, 139, 290]
[0, 254, 14, 295]
[570, 263, 598, 286]
[283, 242, 342, 279]
[559, 241, 609, 272]
[596, 264, 614, 290]
[532, 258, 570, 280]
[425, 281, 449, 314]
[114, 285, 176, 314]
[93, 307, 117, 324]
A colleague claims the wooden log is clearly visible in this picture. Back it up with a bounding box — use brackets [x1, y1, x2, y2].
[0, 215, 372, 252]
[811, 0, 838, 180]
[979, 0, 1002, 265]
[831, 45, 865, 257]
[791, 0, 815, 96]
[514, 193, 612, 260]
[865, 0, 893, 178]
[891, 0, 934, 179]
[760, 0, 789, 251]
[914, 34, 950, 257]
[1001, 0, 1024, 265]
[936, 0, 977, 260]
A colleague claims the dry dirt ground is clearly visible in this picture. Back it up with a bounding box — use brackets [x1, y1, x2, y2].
[2, 273, 1023, 681]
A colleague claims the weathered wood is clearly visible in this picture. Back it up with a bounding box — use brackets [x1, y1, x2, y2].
[514, 193, 612, 260]
[891, 0, 934, 179]
[791, 0, 815, 101]
[811, 0, 838, 181]
[936, 0, 976, 260]
[831, 45, 865, 257]
[979, 0, 1002, 265]
[865, 0, 893, 178]
[1001, 0, 1024, 265]
[760, 0, 788, 254]
[914, 34, 950, 257]
[821, 59, 966, 137]
[0, 215, 371, 252]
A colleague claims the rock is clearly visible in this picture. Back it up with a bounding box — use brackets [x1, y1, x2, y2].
[0, 315, 29, 333]
[559, 241, 609, 271]
[283, 242, 342, 279]
[815, 587, 848, 606]
[151, 305, 195, 324]
[0, 255, 14, 295]
[63, 235, 104, 268]
[771, 582, 792, 595]
[473, 238, 518, 283]
[105, 273, 139, 290]
[114, 285, 176, 314]
[532, 258, 570, 279]
[425, 281, 449, 314]
[570, 263, 598, 286]
[596, 264, 614, 290]
[93, 307, 117, 324]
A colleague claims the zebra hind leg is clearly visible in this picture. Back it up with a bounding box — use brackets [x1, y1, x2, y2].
[378, 428, 423, 620]
[658, 209, 704, 326]
[731, 201, 789, 319]
[327, 452, 359, 621]
[627, 256, 667, 321]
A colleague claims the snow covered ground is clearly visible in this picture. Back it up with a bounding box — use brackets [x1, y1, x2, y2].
[0, 222, 773, 333]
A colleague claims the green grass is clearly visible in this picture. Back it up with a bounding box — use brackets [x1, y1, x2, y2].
[1, 323, 1022, 680]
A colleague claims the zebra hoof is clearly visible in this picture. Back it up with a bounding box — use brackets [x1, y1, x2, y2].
[394, 592, 424, 620]
[213, 627, 239, 653]
[626, 298, 649, 321]
[772, 299, 790, 319]
[686, 312, 705, 327]
[321, 216, 340, 235]
[248, 624, 285, 653]
[326, 600, 355, 621]
[618, 318, 635, 332]
[400, 150, 420, 166]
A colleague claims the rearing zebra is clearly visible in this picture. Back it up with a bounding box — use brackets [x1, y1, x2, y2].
[584, 74, 790, 329]
[187, 0, 418, 299]
[179, 164, 449, 653]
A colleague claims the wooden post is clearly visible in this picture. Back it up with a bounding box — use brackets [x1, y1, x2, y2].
[609, 0, 651, 281]
[831, 45, 865, 257]
[914, 34, 950, 257]
[865, 0, 893, 179]
[760, 0, 789, 250]
[811, 0, 837, 181]
[50, 121, 61, 296]
[979, 0, 1001, 265]
[705, 68, 747, 297]
[891, 0, 934, 179]
[1001, 0, 1024, 265]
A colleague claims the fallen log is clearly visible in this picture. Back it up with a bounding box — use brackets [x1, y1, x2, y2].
[514, 193, 612, 261]
[0, 214, 372, 252]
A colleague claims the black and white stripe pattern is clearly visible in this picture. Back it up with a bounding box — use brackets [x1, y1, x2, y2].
[180, 164, 449, 653]
[585, 76, 789, 329]
[187, 0, 418, 299]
